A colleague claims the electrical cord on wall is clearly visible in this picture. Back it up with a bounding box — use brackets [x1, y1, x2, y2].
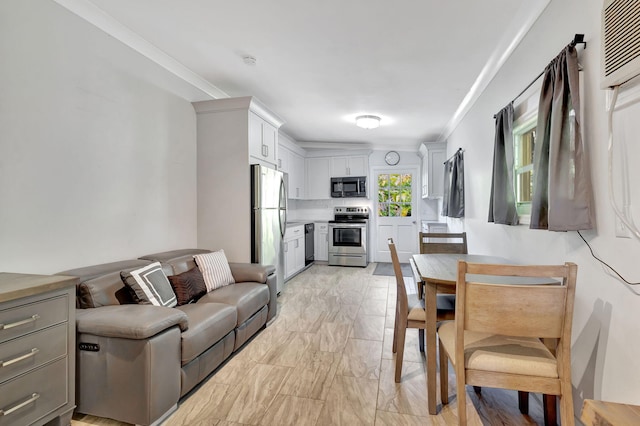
[577, 230, 640, 286]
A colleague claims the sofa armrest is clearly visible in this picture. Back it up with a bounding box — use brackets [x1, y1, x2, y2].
[76, 305, 188, 339]
[228, 262, 274, 283]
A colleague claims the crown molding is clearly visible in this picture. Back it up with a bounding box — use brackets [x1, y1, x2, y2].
[52, 0, 228, 101]
[192, 96, 285, 127]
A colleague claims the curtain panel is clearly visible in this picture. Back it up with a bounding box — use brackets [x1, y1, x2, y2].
[443, 150, 465, 218]
[530, 46, 594, 230]
[488, 103, 519, 225]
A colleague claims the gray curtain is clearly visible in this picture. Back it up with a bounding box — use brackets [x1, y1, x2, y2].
[443, 150, 464, 218]
[488, 103, 519, 225]
[530, 46, 594, 230]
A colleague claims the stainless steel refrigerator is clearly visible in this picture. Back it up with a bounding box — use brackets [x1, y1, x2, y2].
[251, 164, 287, 293]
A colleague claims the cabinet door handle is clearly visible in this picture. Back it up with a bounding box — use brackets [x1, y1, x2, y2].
[1, 348, 39, 368]
[295, 239, 299, 248]
[0, 393, 40, 417]
[0, 314, 39, 331]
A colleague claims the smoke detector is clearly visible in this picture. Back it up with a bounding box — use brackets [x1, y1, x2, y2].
[243, 55, 257, 66]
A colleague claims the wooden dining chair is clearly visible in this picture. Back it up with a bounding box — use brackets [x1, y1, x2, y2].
[419, 231, 468, 255]
[416, 232, 467, 298]
[438, 261, 578, 425]
[388, 238, 455, 383]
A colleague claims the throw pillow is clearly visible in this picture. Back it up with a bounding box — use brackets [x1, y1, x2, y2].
[121, 262, 177, 307]
[193, 250, 235, 292]
[168, 267, 208, 305]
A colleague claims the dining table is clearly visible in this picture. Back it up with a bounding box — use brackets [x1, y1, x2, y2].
[410, 253, 559, 416]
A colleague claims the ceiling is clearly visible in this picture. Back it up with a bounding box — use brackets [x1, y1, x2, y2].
[68, 0, 549, 150]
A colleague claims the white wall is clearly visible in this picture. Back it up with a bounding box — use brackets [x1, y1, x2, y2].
[0, 0, 198, 273]
[446, 0, 640, 409]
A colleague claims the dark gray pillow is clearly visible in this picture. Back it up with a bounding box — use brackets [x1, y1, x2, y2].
[168, 267, 207, 305]
[121, 262, 177, 308]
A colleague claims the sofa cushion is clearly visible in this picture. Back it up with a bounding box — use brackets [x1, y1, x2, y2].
[194, 250, 235, 291]
[76, 271, 135, 308]
[165, 255, 198, 275]
[175, 303, 237, 365]
[197, 283, 269, 325]
[168, 267, 208, 305]
[121, 262, 177, 308]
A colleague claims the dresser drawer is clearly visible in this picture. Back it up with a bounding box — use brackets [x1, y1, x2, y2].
[0, 295, 69, 344]
[0, 323, 67, 384]
[0, 358, 67, 426]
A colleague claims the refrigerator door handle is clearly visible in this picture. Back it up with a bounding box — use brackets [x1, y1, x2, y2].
[279, 177, 287, 238]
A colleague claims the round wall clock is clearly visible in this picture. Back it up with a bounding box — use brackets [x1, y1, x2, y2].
[385, 150, 400, 166]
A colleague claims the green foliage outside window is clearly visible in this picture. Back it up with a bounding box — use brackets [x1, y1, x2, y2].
[378, 173, 412, 217]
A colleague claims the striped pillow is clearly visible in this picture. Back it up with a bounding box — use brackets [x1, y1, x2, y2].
[194, 250, 235, 291]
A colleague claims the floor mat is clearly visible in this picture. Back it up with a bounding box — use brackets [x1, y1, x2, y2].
[373, 262, 413, 277]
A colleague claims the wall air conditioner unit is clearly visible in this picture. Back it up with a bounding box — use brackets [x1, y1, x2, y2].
[601, 0, 640, 88]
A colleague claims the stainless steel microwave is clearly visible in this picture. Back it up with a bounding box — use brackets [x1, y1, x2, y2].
[331, 176, 367, 198]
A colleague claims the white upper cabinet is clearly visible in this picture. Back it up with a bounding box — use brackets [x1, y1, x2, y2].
[418, 142, 447, 199]
[306, 157, 331, 199]
[290, 151, 305, 199]
[331, 155, 368, 176]
[278, 133, 306, 200]
[249, 111, 278, 167]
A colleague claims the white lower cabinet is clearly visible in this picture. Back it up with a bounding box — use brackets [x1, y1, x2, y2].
[314, 222, 329, 261]
[284, 225, 305, 280]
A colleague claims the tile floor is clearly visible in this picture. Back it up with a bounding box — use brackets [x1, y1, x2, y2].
[72, 263, 546, 426]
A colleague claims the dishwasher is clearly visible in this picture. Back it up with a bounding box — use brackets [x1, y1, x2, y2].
[304, 223, 314, 266]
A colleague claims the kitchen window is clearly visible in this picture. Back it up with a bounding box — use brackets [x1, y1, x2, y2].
[378, 173, 412, 217]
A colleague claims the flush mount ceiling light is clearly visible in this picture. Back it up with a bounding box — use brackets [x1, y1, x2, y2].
[355, 115, 381, 129]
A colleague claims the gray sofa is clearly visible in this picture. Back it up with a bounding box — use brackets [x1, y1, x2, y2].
[58, 248, 277, 425]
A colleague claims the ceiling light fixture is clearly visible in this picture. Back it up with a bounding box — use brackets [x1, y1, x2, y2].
[355, 115, 381, 129]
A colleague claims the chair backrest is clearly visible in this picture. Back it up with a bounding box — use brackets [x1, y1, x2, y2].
[456, 261, 577, 342]
[388, 238, 408, 315]
[419, 232, 467, 254]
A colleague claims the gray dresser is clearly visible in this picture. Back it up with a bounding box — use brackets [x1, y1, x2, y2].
[0, 273, 77, 426]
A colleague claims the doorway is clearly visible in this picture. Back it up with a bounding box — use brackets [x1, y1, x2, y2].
[373, 166, 419, 263]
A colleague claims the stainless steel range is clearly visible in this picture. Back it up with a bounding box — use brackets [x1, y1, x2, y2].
[328, 206, 369, 267]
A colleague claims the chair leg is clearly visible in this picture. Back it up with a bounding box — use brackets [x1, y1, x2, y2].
[518, 391, 529, 415]
[544, 394, 558, 426]
[394, 324, 407, 383]
[419, 329, 425, 353]
[438, 338, 449, 405]
[456, 365, 467, 425]
[559, 385, 574, 426]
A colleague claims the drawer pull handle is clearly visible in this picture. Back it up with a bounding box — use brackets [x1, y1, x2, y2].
[0, 314, 40, 331]
[0, 393, 40, 416]
[1, 348, 39, 368]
